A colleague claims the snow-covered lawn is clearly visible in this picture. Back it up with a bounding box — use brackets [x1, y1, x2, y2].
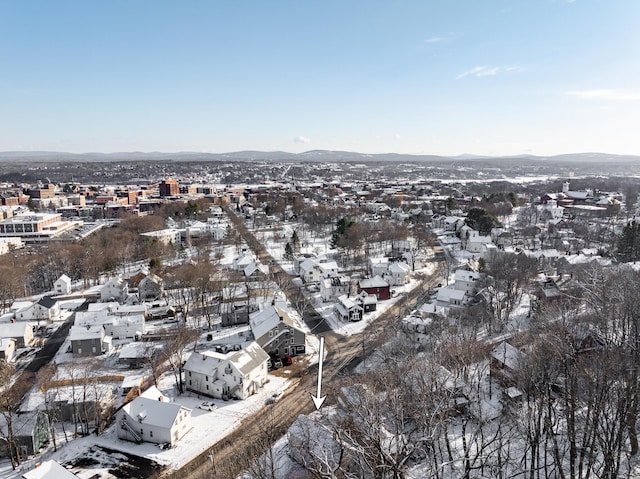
[2, 371, 295, 479]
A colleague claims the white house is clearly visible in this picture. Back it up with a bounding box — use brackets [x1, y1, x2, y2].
[0, 337, 16, 361]
[75, 309, 145, 340]
[138, 273, 164, 302]
[116, 386, 191, 447]
[22, 460, 79, 479]
[53, 274, 72, 295]
[461, 227, 493, 253]
[320, 273, 350, 302]
[232, 252, 255, 272]
[14, 296, 61, 322]
[385, 261, 411, 286]
[101, 277, 129, 303]
[453, 269, 481, 296]
[436, 286, 467, 307]
[334, 295, 363, 322]
[299, 258, 321, 283]
[140, 228, 181, 245]
[183, 342, 269, 400]
[369, 257, 389, 277]
[0, 321, 34, 347]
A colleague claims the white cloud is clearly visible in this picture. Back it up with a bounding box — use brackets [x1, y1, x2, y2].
[293, 135, 311, 144]
[567, 89, 640, 101]
[425, 32, 456, 43]
[393, 133, 401, 140]
[456, 65, 520, 79]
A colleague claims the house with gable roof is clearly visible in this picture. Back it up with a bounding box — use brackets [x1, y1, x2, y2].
[490, 341, 526, 386]
[101, 277, 129, 303]
[138, 273, 164, 302]
[249, 302, 306, 358]
[0, 321, 34, 347]
[385, 261, 411, 286]
[334, 295, 363, 322]
[116, 385, 191, 447]
[22, 460, 79, 479]
[320, 272, 350, 302]
[53, 274, 72, 295]
[183, 342, 269, 400]
[358, 275, 391, 300]
[0, 337, 16, 361]
[14, 296, 61, 322]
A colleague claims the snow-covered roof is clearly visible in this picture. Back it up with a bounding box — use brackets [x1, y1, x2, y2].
[388, 262, 410, 273]
[299, 258, 319, 272]
[183, 350, 226, 376]
[140, 385, 169, 402]
[336, 295, 360, 310]
[359, 275, 389, 288]
[249, 302, 295, 341]
[436, 287, 466, 302]
[69, 324, 103, 341]
[0, 321, 32, 337]
[22, 460, 78, 479]
[122, 395, 189, 430]
[227, 342, 269, 375]
[118, 342, 149, 359]
[454, 269, 481, 283]
[491, 341, 525, 370]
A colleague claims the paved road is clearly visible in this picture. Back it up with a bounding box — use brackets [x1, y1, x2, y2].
[25, 314, 74, 373]
[223, 206, 333, 334]
[157, 209, 444, 479]
[163, 275, 443, 478]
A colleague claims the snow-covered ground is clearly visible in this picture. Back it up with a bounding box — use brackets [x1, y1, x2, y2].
[2, 370, 294, 479]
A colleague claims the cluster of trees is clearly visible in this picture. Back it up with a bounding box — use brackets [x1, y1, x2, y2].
[266, 259, 640, 478]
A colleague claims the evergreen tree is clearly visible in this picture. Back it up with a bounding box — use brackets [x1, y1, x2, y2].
[466, 207, 501, 235]
[617, 221, 640, 262]
[291, 230, 300, 253]
[330, 217, 355, 249]
[284, 242, 294, 261]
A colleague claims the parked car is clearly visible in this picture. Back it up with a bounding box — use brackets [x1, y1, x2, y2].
[197, 401, 217, 411]
[266, 391, 283, 404]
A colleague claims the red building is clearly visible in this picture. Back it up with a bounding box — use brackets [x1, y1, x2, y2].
[159, 180, 179, 197]
[358, 275, 391, 301]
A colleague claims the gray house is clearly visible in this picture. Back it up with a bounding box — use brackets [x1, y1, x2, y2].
[69, 324, 111, 356]
[0, 410, 50, 460]
[249, 303, 306, 359]
[138, 273, 164, 302]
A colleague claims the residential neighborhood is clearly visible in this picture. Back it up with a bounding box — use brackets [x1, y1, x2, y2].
[1, 156, 640, 479]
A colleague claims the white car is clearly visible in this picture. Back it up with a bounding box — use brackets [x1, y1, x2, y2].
[197, 401, 217, 411]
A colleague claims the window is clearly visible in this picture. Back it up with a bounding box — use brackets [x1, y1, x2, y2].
[206, 385, 209, 390]
[150, 430, 153, 438]
[188, 371, 192, 377]
[206, 376, 209, 382]
[140, 428, 144, 435]
[269, 330, 273, 338]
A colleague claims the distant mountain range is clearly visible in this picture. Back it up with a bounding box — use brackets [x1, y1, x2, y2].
[0, 150, 638, 163]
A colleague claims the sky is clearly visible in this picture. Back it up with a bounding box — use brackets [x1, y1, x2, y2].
[1, 0, 639, 157]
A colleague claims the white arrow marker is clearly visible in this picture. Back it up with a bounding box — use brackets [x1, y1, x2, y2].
[311, 336, 326, 410]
